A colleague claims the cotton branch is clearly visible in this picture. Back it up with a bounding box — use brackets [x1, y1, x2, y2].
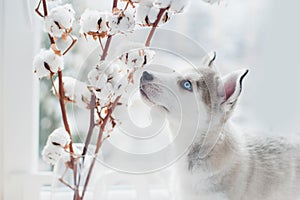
[58, 71, 74, 153]
[82, 94, 96, 157]
[58, 70, 80, 200]
[81, 96, 121, 199]
[100, 36, 112, 61]
[63, 34, 78, 55]
[145, 8, 168, 47]
[35, 0, 48, 17]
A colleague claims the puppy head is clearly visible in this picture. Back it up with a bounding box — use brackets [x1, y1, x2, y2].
[139, 52, 249, 127]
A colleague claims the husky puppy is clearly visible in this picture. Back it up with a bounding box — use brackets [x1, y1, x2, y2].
[139, 53, 300, 200]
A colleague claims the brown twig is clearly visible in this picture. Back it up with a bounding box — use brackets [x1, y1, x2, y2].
[48, 34, 55, 44]
[124, 1, 130, 10]
[50, 74, 59, 97]
[35, 0, 48, 17]
[63, 34, 77, 55]
[42, 0, 48, 17]
[98, 36, 104, 51]
[75, 94, 96, 198]
[35, 0, 44, 18]
[82, 94, 97, 157]
[59, 178, 75, 191]
[81, 96, 121, 199]
[145, 8, 168, 47]
[58, 70, 74, 153]
[98, 0, 118, 61]
[58, 70, 80, 200]
[112, 0, 118, 11]
[100, 35, 112, 61]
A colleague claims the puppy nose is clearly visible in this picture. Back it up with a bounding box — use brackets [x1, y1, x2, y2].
[142, 71, 153, 81]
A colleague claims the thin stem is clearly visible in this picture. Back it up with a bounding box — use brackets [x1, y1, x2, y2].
[82, 94, 96, 157]
[42, 0, 48, 17]
[99, 0, 117, 61]
[124, 2, 130, 10]
[80, 1, 119, 199]
[50, 74, 59, 97]
[58, 70, 74, 153]
[100, 35, 112, 61]
[145, 8, 168, 47]
[48, 34, 55, 45]
[63, 34, 77, 55]
[81, 96, 121, 199]
[35, 0, 44, 18]
[58, 70, 79, 200]
[98, 36, 104, 51]
[59, 178, 75, 191]
[112, 0, 118, 10]
[76, 94, 96, 194]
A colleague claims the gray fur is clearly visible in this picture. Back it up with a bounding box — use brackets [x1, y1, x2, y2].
[139, 66, 300, 200]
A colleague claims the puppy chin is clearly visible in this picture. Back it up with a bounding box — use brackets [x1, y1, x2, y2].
[140, 88, 154, 105]
[139, 89, 169, 112]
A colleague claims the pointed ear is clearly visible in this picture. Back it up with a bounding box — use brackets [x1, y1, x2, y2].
[217, 69, 249, 107]
[201, 51, 216, 68]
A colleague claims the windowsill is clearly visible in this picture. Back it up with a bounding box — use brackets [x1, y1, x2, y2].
[40, 185, 169, 200]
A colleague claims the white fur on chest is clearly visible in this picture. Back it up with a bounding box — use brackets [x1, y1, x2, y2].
[170, 154, 228, 200]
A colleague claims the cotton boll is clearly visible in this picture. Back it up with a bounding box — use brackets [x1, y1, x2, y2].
[202, 0, 220, 4]
[120, 50, 144, 68]
[89, 77, 114, 107]
[107, 10, 135, 35]
[153, 0, 171, 8]
[42, 144, 69, 165]
[79, 9, 108, 36]
[87, 68, 108, 89]
[105, 64, 125, 86]
[44, 4, 75, 37]
[53, 76, 76, 102]
[119, 48, 156, 68]
[144, 49, 156, 65]
[135, 3, 171, 26]
[71, 79, 92, 109]
[33, 49, 64, 79]
[153, 0, 189, 13]
[47, 0, 63, 11]
[126, 0, 150, 3]
[53, 77, 91, 109]
[47, 127, 71, 148]
[105, 63, 121, 77]
[147, 6, 160, 24]
[170, 0, 190, 13]
[112, 72, 134, 96]
[135, 4, 152, 26]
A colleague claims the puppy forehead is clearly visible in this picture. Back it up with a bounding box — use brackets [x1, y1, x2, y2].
[181, 68, 213, 81]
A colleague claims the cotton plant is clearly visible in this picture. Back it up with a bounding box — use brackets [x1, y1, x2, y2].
[35, 0, 77, 55]
[107, 9, 136, 35]
[44, 4, 75, 38]
[79, 9, 109, 39]
[33, 49, 64, 79]
[202, 0, 222, 5]
[53, 76, 91, 109]
[42, 128, 71, 165]
[33, 0, 216, 199]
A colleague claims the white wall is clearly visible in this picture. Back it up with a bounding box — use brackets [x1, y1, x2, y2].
[242, 0, 300, 135]
[2, 0, 40, 199]
[0, 0, 4, 198]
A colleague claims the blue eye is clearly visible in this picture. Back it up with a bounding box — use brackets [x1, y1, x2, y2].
[181, 80, 192, 91]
